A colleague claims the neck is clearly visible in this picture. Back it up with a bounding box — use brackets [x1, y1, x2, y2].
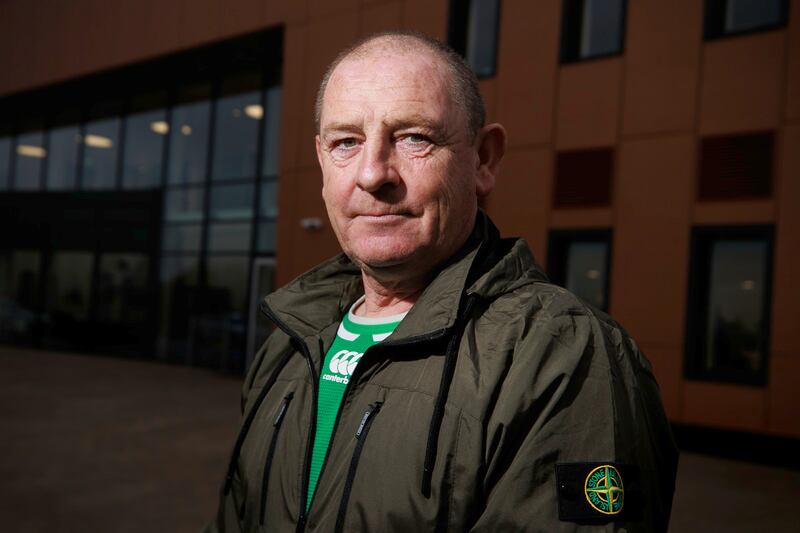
[355, 268, 431, 317]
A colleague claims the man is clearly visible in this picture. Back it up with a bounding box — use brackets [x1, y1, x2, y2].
[209, 31, 678, 532]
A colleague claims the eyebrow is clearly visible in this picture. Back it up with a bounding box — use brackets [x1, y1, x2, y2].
[320, 114, 446, 138]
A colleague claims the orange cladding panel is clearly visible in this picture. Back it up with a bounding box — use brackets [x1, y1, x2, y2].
[682, 381, 766, 431]
[403, 0, 448, 40]
[485, 147, 551, 260]
[622, 0, 703, 135]
[771, 125, 800, 355]
[281, 24, 311, 173]
[699, 32, 786, 135]
[359, 1, 404, 35]
[767, 355, 800, 438]
[495, 0, 561, 148]
[611, 135, 693, 347]
[785, 0, 800, 119]
[556, 58, 622, 150]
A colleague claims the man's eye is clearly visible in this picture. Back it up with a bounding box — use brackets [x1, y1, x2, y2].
[334, 138, 358, 150]
[399, 133, 432, 149]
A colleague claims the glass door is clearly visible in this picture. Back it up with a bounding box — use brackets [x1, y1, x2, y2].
[246, 257, 276, 370]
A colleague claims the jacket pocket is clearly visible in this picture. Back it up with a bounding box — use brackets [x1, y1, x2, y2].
[259, 392, 294, 526]
[334, 401, 384, 533]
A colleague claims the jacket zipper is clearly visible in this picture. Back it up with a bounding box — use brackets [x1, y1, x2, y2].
[260, 302, 319, 533]
[334, 402, 384, 533]
[259, 392, 294, 526]
[302, 329, 448, 519]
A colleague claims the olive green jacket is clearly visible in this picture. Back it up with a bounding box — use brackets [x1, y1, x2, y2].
[208, 214, 678, 532]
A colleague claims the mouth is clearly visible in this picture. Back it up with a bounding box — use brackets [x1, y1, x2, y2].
[356, 213, 409, 223]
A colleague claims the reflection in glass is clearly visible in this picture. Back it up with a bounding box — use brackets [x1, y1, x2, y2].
[165, 187, 205, 222]
[0, 250, 41, 341]
[725, 0, 782, 33]
[45, 252, 93, 325]
[14, 130, 46, 190]
[212, 90, 261, 180]
[262, 86, 282, 177]
[207, 255, 249, 313]
[580, 0, 625, 58]
[210, 182, 255, 220]
[705, 240, 767, 374]
[122, 104, 167, 189]
[259, 180, 279, 218]
[565, 241, 608, 310]
[159, 254, 200, 361]
[46, 124, 81, 190]
[465, 0, 500, 77]
[168, 87, 211, 185]
[208, 223, 252, 253]
[257, 221, 277, 253]
[162, 224, 203, 252]
[96, 253, 149, 324]
[82, 115, 120, 189]
[0, 136, 12, 189]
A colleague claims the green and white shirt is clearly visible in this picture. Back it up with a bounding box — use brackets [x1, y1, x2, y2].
[306, 296, 406, 510]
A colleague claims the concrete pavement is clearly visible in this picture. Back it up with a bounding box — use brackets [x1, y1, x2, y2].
[0, 348, 797, 532]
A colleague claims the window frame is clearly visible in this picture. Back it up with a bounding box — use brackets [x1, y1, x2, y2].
[447, 0, 502, 78]
[704, 0, 789, 41]
[560, 0, 628, 64]
[683, 225, 774, 386]
[546, 228, 613, 312]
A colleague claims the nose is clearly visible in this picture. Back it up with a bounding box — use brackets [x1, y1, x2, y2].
[356, 136, 399, 193]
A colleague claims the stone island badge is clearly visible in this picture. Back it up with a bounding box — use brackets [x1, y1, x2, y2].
[555, 463, 639, 523]
[584, 465, 624, 515]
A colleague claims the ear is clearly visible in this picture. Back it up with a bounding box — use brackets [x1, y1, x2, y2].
[474, 123, 507, 198]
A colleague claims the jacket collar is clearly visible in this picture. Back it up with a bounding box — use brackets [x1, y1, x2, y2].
[262, 211, 547, 341]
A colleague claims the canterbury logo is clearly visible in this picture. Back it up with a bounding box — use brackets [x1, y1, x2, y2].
[328, 349, 363, 377]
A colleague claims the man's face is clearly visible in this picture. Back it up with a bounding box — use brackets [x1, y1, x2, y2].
[316, 46, 492, 275]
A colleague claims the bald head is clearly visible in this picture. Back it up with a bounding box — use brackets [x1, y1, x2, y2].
[315, 31, 485, 140]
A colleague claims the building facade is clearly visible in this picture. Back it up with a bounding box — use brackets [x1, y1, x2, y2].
[0, 0, 798, 440]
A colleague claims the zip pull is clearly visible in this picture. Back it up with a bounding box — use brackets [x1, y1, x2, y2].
[356, 402, 383, 439]
[274, 392, 294, 427]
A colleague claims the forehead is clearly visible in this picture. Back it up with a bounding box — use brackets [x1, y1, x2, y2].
[321, 47, 456, 127]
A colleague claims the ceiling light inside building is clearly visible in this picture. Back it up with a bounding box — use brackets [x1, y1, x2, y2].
[586, 269, 601, 280]
[741, 280, 755, 290]
[84, 134, 113, 148]
[180, 124, 192, 136]
[244, 104, 264, 120]
[16, 144, 47, 158]
[150, 121, 169, 135]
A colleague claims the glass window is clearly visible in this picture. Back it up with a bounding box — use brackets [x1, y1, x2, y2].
[46, 113, 81, 190]
[159, 254, 200, 362]
[561, 0, 627, 63]
[45, 251, 94, 323]
[168, 83, 212, 185]
[162, 224, 203, 252]
[547, 230, 611, 311]
[705, 0, 787, 39]
[81, 104, 121, 190]
[262, 86, 282, 178]
[14, 126, 46, 190]
[0, 133, 12, 189]
[0, 250, 41, 342]
[448, 0, 500, 78]
[257, 220, 277, 253]
[211, 72, 262, 181]
[165, 187, 205, 223]
[685, 227, 772, 385]
[206, 255, 250, 314]
[209, 182, 255, 220]
[122, 92, 167, 189]
[259, 180, 279, 218]
[208, 222, 252, 253]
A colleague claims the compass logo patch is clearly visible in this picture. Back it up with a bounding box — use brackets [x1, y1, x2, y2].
[584, 465, 624, 515]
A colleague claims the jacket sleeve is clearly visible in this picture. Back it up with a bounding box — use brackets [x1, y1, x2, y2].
[469, 310, 678, 533]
